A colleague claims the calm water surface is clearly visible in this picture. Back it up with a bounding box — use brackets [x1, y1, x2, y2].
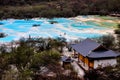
[0, 17, 107, 42]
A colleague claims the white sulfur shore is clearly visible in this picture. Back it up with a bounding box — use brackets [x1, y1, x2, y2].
[69, 15, 120, 23]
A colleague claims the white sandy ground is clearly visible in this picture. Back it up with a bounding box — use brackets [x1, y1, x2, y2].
[69, 16, 120, 23]
[69, 16, 101, 22]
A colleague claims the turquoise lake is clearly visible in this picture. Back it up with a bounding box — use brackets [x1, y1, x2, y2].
[0, 17, 109, 42]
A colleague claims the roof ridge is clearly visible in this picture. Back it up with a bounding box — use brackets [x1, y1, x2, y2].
[87, 51, 92, 57]
[87, 44, 101, 57]
[92, 44, 108, 52]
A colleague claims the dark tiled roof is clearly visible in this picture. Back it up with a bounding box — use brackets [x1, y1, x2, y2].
[71, 38, 100, 56]
[71, 38, 119, 59]
[88, 50, 119, 59]
[61, 56, 73, 62]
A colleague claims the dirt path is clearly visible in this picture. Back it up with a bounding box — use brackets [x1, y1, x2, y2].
[62, 47, 85, 79]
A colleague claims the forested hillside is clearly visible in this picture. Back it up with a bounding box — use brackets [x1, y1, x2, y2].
[0, 0, 120, 19]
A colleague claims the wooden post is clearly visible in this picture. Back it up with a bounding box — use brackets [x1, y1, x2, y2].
[88, 59, 90, 70]
[78, 54, 80, 62]
[74, 50, 75, 57]
[83, 57, 85, 66]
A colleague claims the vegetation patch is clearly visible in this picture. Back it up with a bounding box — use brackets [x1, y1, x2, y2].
[0, 0, 120, 19]
[0, 33, 7, 38]
[32, 24, 41, 27]
[49, 21, 58, 24]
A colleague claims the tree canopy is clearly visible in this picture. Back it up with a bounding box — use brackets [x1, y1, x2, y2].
[0, 0, 120, 19]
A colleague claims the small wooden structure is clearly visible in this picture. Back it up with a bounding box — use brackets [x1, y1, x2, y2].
[61, 56, 73, 69]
